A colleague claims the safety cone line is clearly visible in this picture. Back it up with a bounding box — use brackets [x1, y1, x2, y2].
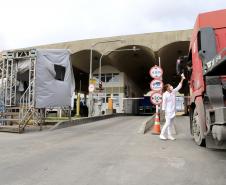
[151, 113, 161, 135]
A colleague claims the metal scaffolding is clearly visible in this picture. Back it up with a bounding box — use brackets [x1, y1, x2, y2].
[0, 48, 73, 133]
[0, 49, 43, 132]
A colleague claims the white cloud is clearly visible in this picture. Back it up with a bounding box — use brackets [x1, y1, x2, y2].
[0, 0, 226, 50]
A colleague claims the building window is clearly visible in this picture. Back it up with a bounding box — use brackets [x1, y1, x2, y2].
[197, 31, 202, 52]
[106, 73, 113, 82]
[113, 93, 119, 106]
[54, 64, 66, 81]
[112, 73, 120, 82]
[93, 73, 120, 83]
[101, 74, 105, 82]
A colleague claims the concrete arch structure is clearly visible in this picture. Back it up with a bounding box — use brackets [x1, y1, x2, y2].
[70, 41, 190, 94]
[71, 49, 101, 73]
[105, 45, 156, 94]
[26, 29, 192, 55]
[70, 44, 156, 94]
[158, 41, 190, 93]
[1, 29, 193, 95]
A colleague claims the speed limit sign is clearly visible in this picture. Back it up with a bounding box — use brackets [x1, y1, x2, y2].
[149, 65, 163, 79]
[150, 92, 162, 105]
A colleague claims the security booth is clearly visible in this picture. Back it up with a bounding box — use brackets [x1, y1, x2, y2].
[0, 49, 75, 133]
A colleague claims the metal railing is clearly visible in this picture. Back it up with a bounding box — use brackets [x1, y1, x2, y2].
[19, 81, 34, 122]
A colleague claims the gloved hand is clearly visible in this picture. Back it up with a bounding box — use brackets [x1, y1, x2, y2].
[181, 73, 186, 80]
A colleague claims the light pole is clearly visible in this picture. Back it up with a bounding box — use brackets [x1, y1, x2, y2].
[76, 73, 82, 117]
[98, 46, 140, 83]
[97, 46, 140, 115]
[88, 39, 124, 117]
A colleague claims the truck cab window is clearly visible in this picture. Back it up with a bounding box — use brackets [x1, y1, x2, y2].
[197, 27, 217, 64]
[197, 31, 202, 52]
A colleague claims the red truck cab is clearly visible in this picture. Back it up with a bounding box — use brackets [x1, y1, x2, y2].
[180, 9, 226, 148]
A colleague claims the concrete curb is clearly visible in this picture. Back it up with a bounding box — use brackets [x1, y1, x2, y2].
[138, 115, 155, 134]
[49, 114, 122, 131]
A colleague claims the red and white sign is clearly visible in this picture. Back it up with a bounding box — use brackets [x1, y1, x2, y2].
[150, 92, 162, 105]
[149, 65, 163, 79]
[88, 84, 95, 92]
[150, 79, 163, 91]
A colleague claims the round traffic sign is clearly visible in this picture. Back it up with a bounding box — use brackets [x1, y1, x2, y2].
[150, 92, 162, 105]
[88, 84, 95, 92]
[149, 65, 163, 79]
[150, 79, 163, 91]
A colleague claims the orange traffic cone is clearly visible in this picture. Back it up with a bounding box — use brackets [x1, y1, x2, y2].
[151, 113, 161, 135]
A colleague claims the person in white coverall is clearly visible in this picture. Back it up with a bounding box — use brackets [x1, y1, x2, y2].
[160, 73, 185, 140]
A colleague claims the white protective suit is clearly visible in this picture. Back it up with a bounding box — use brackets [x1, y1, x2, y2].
[160, 83, 182, 137]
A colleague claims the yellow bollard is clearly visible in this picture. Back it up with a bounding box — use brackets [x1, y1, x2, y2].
[76, 93, 80, 117]
[108, 98, 113, 110]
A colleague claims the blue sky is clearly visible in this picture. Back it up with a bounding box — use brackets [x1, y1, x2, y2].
[0, 0, 226, 50]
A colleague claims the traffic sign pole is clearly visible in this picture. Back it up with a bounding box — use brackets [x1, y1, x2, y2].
[150, 92, 162, 105]
[149, 64, 163, 135]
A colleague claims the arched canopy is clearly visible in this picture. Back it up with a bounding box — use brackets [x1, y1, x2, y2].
[70, 42, 190, 94]
[158, 41, 190, 93]
[106, 45, 156, 94]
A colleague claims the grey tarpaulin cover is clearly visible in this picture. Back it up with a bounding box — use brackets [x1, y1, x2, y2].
[35, 49, 75, 108]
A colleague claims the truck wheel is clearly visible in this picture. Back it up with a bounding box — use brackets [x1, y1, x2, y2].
[192, 108, 205, 146]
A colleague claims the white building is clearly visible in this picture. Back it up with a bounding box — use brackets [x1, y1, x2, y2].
[92, 65, 142, 115]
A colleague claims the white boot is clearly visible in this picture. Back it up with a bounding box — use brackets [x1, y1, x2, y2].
[168, 135, 176, 140]
[160, 134, 167, 140]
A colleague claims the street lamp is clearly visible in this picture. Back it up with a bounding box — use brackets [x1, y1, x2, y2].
[89, 39, 125, 80]
[98, 46, 140, 83]
[88, 39, 125, 117]
[76, 73, 83, 117]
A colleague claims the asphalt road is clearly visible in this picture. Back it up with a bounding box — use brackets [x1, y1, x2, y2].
[0, 116, 226, 185]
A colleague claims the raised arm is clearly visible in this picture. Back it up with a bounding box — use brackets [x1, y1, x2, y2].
[173, 73, 185, 92]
